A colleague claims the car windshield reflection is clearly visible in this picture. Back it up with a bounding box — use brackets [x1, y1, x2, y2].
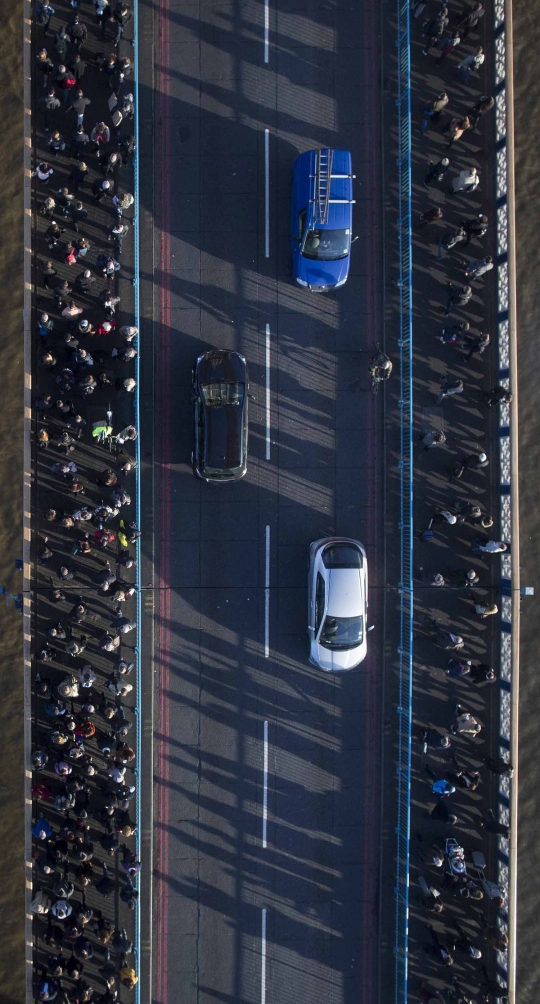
[319, 615, 364, 650]
[302, 228, 351, 261]
[201, 382, 244, 407]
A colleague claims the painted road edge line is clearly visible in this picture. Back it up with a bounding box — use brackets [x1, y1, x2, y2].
[262, 720, 268, 848]
[265, 128, 270, 259]
[265, 323, 271, 460]
[261, 908, 267, 1004]
[264, 525, 270, 658]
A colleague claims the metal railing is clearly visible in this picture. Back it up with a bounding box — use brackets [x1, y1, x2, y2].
[133, 0, 142, 994]
[493, 1, 519, 1000]
[395, 0, 414, 1001]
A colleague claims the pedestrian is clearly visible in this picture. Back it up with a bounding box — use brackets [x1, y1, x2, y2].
[121, 377, 137, 393]
[437, 28, 462, 58]
[66, 88, 91, 127]
[451, 704, 481, 737]
[104, 150, 122, 176]
[462, 213, 489, 247]
[55, 64, 77, 106]
[34, 1, 55, 34]
[34, 161, 54, 184]
[450, 166, 479, 194]
[100, 256, 121, 280]
[418, 206, 443, 227]
[438, 226, 466, 259]
[451, 451, 489, 479]
[108, 221, 129, 254]
[420, 429, 446, 451]
[67, 13, 87, 49]
[100, 290, 121, 316]
[116, 424, 137, 444]
[67, 201, 88, 233]
[113, 2, 133, 46]
[39, 195, 56, 220]
[424, 157, 450, 187]
[453, 920, 482, 959]
[469, 662, 496, 683]
[468, 95, 495, 129]
[74, 236, 91, 259]
[117, 133, 136, 164]
[102, 52, 118, 88]
[92, 177, 113, 202]
[480, 915, 508, 952]
[471, 538, 507, 554]
[112, 190, 134, 217]
[94, 0, 111, 31]
[462, 256, 493, 280]
[36, 48, 55, 87]
[445, 658, 472, 678]
[442, 116, 471, 148]
[464, 331, 490, 360]
[422, 10, 449, 55]
[91, 121, 111, 157]
[444, 283, 472, 315]
[75, 269, 95, 293]
[484, 385, 512, 407]
[71, 124, 90, 159]
[481, 809, 509, 837]
[38, 88, 61, 130]
[483, 756, 514, 776]
[457, 2, 485, 40]
[473, 598, 498, 619]
[427, 925, 454, 966]
[432, 509, 457, 525]
[439, 321, 469, 343]
[69, 53, 87, 84]
[456, 45, 484, 81]
[119, 964, 138, 989]
[436, 378, 464, 403]
[37, 313, 54, 339]
[47, 130, 66, 158]
[69, 161, 88, 191]
[435, 626, 464, 650]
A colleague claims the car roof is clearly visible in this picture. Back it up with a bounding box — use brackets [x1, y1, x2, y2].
[325, 567, 363, 618]
[294, 149, 353, 230]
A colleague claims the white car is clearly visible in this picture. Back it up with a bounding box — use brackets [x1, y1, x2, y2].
[308, 537, 368, 671]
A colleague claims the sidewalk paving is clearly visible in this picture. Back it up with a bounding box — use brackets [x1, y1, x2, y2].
[28, 0, 139, 1000]
[407, 3, 509, 1001]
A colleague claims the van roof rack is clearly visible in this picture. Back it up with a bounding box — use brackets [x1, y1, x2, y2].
[310, 149, 356, 225]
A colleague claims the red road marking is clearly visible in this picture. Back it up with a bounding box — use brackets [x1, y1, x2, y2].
[156, 0, 172, 997]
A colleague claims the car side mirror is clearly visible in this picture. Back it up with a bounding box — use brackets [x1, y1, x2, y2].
[367, 624, 375, 632]
[351, 235, 359, 244]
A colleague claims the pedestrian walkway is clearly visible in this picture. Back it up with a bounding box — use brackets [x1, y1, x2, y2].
[403, 1, 512, 1001]
[28, 0, 140, 999]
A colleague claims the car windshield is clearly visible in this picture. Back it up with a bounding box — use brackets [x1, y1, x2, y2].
[319, 615, 363, 650]
[201, 382, 244, 407]
[302, 228, 351, 261]
[322, 545, 362, 569]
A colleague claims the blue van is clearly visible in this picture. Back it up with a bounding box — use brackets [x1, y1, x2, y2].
[291, 148, 355, 292]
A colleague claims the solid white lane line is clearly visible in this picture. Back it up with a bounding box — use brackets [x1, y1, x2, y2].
[265, 129, 270, 259]
[265, 323, 271, 460]
[261, 908, 267, 1004]
[262, 720, 269, 848]
[264, 0, 269, 63]
[265, 525, 270, 658]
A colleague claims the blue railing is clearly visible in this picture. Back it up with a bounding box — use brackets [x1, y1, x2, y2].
[395, 0, 413, 1001]
[133, 0, 141, 994]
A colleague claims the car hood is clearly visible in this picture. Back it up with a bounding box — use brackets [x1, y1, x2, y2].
[312, 639, 367, 672]
[203, 405, 243, 470]
[297, 253, 350, 289]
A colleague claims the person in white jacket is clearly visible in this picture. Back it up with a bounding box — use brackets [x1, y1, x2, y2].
[451, 166, 479, 194]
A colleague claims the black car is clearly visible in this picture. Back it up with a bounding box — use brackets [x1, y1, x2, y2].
[192, 350, 249, 482]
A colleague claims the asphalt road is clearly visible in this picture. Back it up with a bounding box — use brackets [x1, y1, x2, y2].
[138, 1, 388, 1001]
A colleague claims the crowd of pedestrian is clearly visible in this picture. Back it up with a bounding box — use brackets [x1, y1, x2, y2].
[410, 1, 511, 1002]
[31, 0, 139, 999]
